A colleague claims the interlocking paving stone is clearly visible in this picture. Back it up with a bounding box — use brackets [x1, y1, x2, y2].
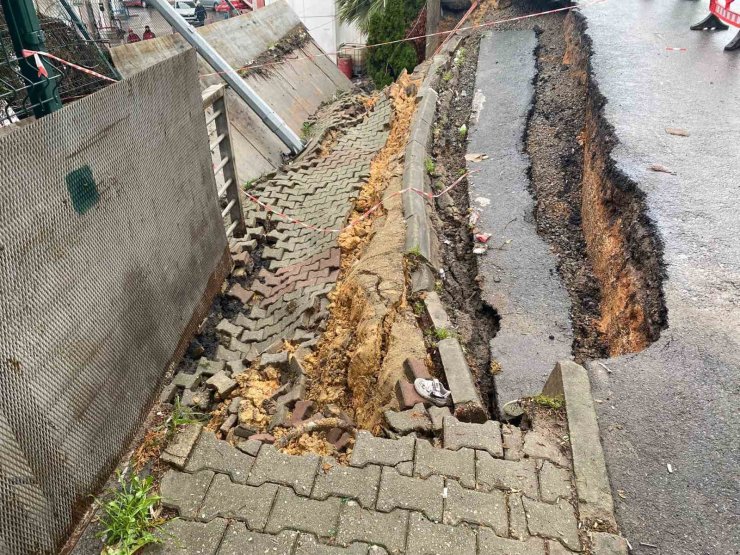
[502, 423, 524, 461]
[509, 493, 530, 541]
[376, 466, 444, 522]
[384, 404, 432, 434]
[406, 512, 476, 555]
[443, 479, 507, 536]
[427, 406, 451, 432]
[185, 431, 254, 484]
[589, 532, 629, 555]
[312, 457, 381, 509]
[414, 439, 475, 488]
[160, 470, 213, 518]
[198, 473, 278, 530]
[443, 416, 504, 458]
[350, 431, 415, 468]
[522, 498, 581, 551]
[294, 534, 369, 555]
[247, 445, 320, 496]
[477, 529, 546, 555]
[161, 423, 202, 469]
[523, 430, 570, 468]
[336, 504, 409, 553]
[217, 523, 297, 555]
[144, 517, 228, 555]
[539, 461, 572, 503]
[264, 487, 342, 538]
[548, 539, 575, 555]
[476, 451, 538, 498]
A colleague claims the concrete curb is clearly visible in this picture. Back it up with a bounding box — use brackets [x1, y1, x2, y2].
[542, 360, 619, 531]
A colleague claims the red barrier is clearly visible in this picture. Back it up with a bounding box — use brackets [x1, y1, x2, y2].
[711, 0, 740, 27]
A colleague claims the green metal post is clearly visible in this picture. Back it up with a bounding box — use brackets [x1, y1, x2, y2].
[0, 0, 63, 117]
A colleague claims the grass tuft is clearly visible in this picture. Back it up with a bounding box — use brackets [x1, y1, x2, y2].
[531, 394, 565, 410]
[96, 474, 164, 555]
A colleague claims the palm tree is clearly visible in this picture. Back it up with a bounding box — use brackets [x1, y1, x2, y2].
[337, 0, 386, 31]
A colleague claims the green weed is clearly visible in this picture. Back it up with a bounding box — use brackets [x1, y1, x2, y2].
[442, 71, 453, 82]
[424, 158, 436, 175]
[454, 47, 467, 66]
[301, 121, 315, 139]
[434, 328, 450, 340]
[407, 245, 422, 258]
[96, 474, 164, 555]
[531, 394, 565, 410]
[458, 124, 468, 139]
[164, 397, 208, 439]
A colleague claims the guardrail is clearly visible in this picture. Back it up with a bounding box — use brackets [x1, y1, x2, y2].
[202, 83, 246, 238]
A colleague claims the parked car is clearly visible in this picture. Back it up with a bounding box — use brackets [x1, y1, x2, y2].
[213, 0, 250, 13]
[123, 0, 150, 7]
[173, 0, 198, 23]
[200, 0, 221, 8]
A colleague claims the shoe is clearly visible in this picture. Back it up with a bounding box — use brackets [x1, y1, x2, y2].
[414, 378, 452, 407]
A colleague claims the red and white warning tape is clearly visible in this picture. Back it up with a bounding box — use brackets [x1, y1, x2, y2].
[711, 0, 740, 27]
[245, 170, 477, 234]
[21, 49, 119, 83]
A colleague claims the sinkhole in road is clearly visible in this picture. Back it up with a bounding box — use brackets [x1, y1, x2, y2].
[524, 7, 668, 360]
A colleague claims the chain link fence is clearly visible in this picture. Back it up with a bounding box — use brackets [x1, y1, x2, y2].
[0, 0, 118, 122]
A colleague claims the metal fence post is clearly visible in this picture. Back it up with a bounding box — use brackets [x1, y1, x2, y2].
[0, 0, 62, 117]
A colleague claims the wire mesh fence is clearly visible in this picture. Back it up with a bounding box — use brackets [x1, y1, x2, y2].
[0, 0, 118, 122]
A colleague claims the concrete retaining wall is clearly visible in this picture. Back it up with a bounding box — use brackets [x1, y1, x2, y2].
[111, 0, 352, 183]
[0, 50, 228, 554]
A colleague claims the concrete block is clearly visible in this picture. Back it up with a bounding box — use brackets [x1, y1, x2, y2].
[185, 431, 254, 484]
[384, 404, 432, 434]
[218, 523, 297, 555]
[148, 517, 227, 555]
[478, 530, 546, 555]
[423, 291, 452, 331]
[476, 452, 538, 498]
[198, 473, 278, 530]
[443, 480, 507, 536]
[443, 416, 503, 458]
[406, 512, 476, 555]
[160, 470, 214, 518]
[161, 423, 202, 469]
[376, 466, 444, 522]
[264, 487, 341, 538]
[247, 445, 319, 496]
[539, 461, 573, 503]
[414, 439, 475, 488]
[522, 497, 581, 551]
[336, 504, 408, 553]
[436, 338, 486, 422]
[543, 360, 617, 528]
[350, 431, 415, 468]
[591, 532, 630, 555]
[312, 457, 381, 509]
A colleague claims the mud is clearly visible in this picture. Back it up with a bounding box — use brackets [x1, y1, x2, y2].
[303, 73, 427, 434]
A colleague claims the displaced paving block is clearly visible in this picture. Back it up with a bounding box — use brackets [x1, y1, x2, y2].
[261, 351, 290, 370]
[423, 291, 452, 331]
[443, 416, 504, 458]
[161, 424, 202, 469]
[185, 431, 254, 484]
[294, 534, 368, 555]
[414, 439, 475, 488]
[196, 358, 225, 377]
[216, 318, 243, 340]
[539, 461, 573, 503]
[478, 529, 546, 555]
[198, 473, 278, 530]
[350, 431, 415, 468]
[217, 523, 297, 555]
[477, 451, 538, 498]
[172, 371, 201, 391]
[160, 470, 214, 518]
[336, 504, 409, 553]
[376, 466, 444, 522]
[230, 338, 259, 362]
[206, 371, 238, 398]
[265, 487, 341, 538]
[523, 430, 570, 468]
[547, 539, 573, 555]
[436, 338, 486, 422]
[590, 532, 629, 555]
[427, 406, 451, 432]
[313, 457, 381, 509]
[522, 498, 581, 551]
[443, 480, 507, 536]
[219, 414, 237, 436]
[235, 438, 262, 457]
[403, 358, 432, 380]
[247, 445, 320, 496]
[384, 404, 432, 434]
[509, 493, 530, 541]
[215, 345, 242, 362]
[227, 283, 254, 305]
[146, 517, 227, 555]
[503, 423, 524, 461]
[395, 380, 429, 410]
[406, 512, 476, 555]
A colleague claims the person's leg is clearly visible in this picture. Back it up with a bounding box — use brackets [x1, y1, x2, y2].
[690, 12, 730, 30]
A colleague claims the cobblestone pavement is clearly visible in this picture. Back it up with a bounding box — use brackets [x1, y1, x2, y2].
[146, 413, 608, 555]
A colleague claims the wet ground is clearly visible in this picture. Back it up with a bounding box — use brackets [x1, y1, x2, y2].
[576, 1, 740, 553]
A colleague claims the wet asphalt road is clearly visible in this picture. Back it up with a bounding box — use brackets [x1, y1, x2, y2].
[577, 1, 739, 553]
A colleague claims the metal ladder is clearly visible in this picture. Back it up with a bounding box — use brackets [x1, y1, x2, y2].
[202, 83, 246, 239]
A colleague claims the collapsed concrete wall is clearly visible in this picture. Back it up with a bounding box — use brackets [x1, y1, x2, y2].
[111, 0, 352, 183]
[0, 50, 229, 554]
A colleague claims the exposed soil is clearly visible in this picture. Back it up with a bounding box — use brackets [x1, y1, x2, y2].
[426, 37, 501, 413]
